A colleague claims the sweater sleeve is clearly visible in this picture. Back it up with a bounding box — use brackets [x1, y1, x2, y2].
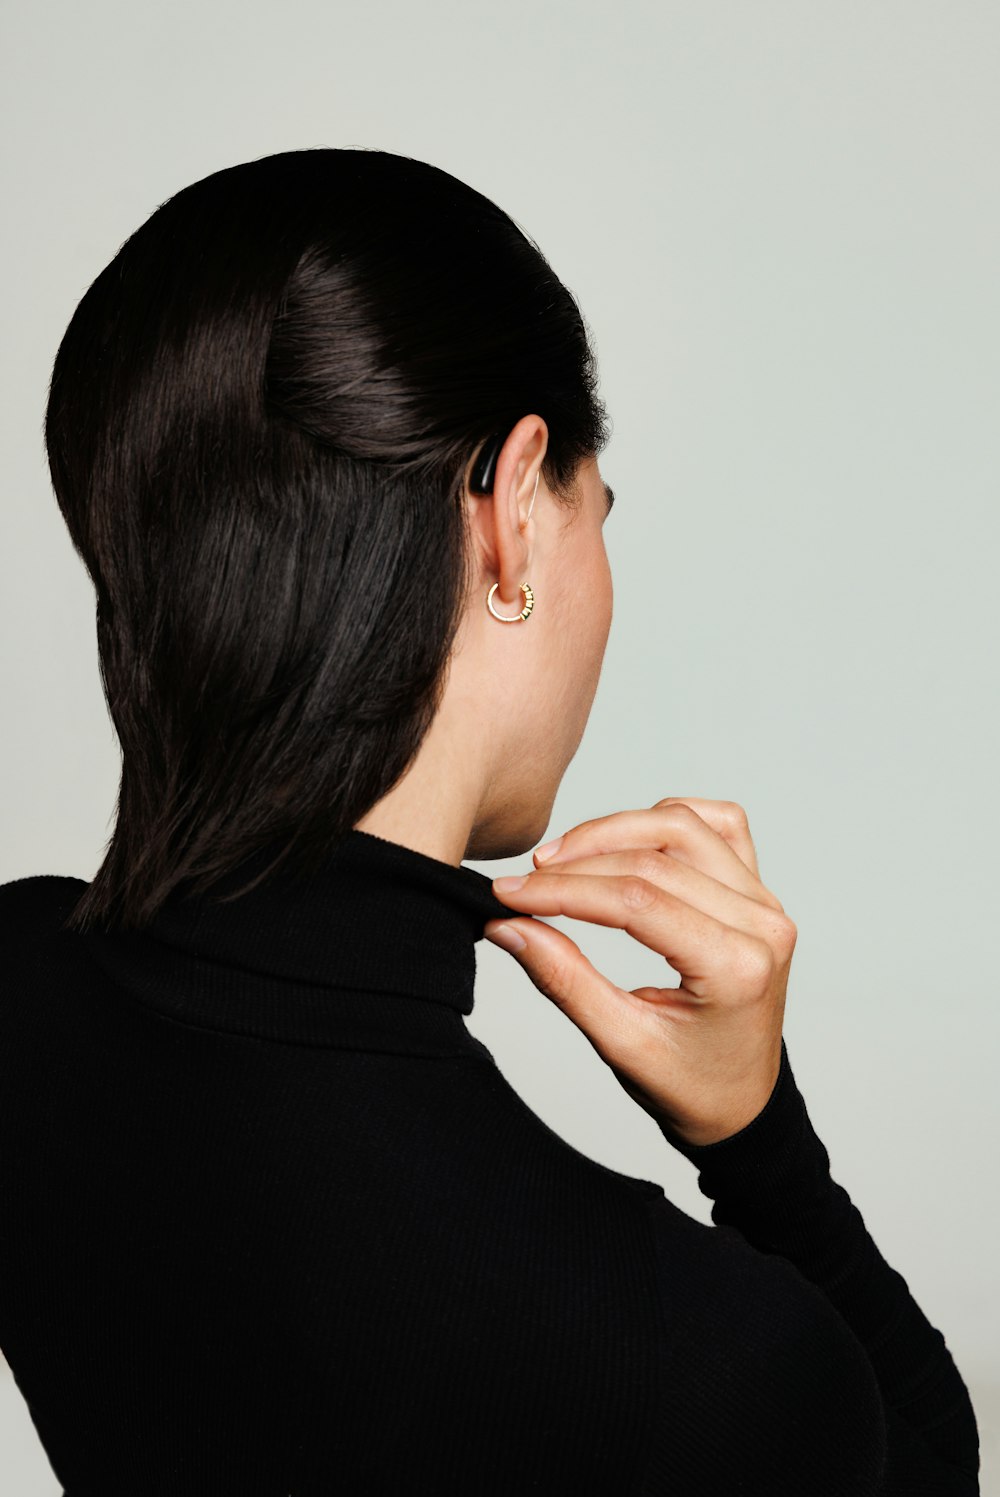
[658, 1038, 981, 1493]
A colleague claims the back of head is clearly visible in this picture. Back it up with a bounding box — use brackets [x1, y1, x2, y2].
[45, 146, 610, 932]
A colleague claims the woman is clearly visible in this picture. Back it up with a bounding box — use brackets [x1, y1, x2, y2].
[0, 147, 979, 1494]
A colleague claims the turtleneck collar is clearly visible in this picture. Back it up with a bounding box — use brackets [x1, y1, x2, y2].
[79, 829, 521, 1053]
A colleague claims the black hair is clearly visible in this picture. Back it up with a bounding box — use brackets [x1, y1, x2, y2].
[45, 146, 611, 932]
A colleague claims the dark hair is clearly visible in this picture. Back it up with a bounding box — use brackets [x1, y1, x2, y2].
[45, 147, 611, 933]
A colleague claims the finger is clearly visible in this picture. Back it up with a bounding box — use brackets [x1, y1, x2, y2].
[523, 847, 789, 940]
[534, 801, 775, 907]
[482, 915, 652, 1066]
[656, 798, 761, 881]
[491, 868, 769, 1003]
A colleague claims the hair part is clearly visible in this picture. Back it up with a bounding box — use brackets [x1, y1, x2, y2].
[45, 147, 611, 932]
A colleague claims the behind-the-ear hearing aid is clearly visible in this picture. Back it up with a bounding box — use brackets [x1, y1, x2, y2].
[469, 432, 505, 494]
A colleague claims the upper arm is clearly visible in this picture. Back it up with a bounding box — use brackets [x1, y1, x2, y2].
[637, 1207, 889, 1495]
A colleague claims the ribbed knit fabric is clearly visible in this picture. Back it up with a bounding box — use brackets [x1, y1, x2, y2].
[0, 828, 980, 1495]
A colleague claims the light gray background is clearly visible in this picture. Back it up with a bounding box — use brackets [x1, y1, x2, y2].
[1, 1, 997, 1491]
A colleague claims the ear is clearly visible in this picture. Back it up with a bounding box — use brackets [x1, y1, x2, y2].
[468, 415, 547, 611]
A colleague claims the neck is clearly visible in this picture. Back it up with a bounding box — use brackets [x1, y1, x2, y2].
[354, 691, 488, 862]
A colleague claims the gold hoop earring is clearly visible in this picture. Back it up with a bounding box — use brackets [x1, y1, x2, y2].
[486, 581, 535, 622]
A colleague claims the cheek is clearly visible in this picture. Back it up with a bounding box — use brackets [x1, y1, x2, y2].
[601, 545, 613, 633]
[548, 529, 611, 664]
[580, 539, 613, 662]
[592, 539, 613, 646]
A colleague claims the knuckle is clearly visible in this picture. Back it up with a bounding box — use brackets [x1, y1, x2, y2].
[626, 848, 667, 884]
[729, 932, 774, 992]
[668, 801, 700, 823]
[657, 802, 700, 831]
[721, 800, 750, 829]
[620, 875, 659, 912]
[772, 913, 798, 953]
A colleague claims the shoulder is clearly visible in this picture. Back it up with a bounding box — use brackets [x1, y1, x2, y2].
[638, 1190, 888, 1492]
[0, 871, 87, 912]
[0, 872, 89, 951]
[460, 1045, 670, 1210]
[0, 875, 90, 1050]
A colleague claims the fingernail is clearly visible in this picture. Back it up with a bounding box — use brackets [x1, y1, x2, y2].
[534, 836, 563, 862]
[486, 922, 526, 953]
[493, 874, 527, 893]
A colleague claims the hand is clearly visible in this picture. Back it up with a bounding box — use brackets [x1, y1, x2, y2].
[483, 798, 796, 1148]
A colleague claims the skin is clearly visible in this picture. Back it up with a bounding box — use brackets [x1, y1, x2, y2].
[355, 414, 614, 865]
[357, 418, 790, 1146]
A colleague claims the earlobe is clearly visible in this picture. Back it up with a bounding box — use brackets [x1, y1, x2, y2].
[486, 580, 535, 622]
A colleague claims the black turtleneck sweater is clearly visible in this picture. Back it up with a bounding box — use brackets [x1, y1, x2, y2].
[0, 829, 980, 1494]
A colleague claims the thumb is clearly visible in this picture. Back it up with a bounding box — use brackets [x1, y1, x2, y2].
[483, 917, 638, 1067]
